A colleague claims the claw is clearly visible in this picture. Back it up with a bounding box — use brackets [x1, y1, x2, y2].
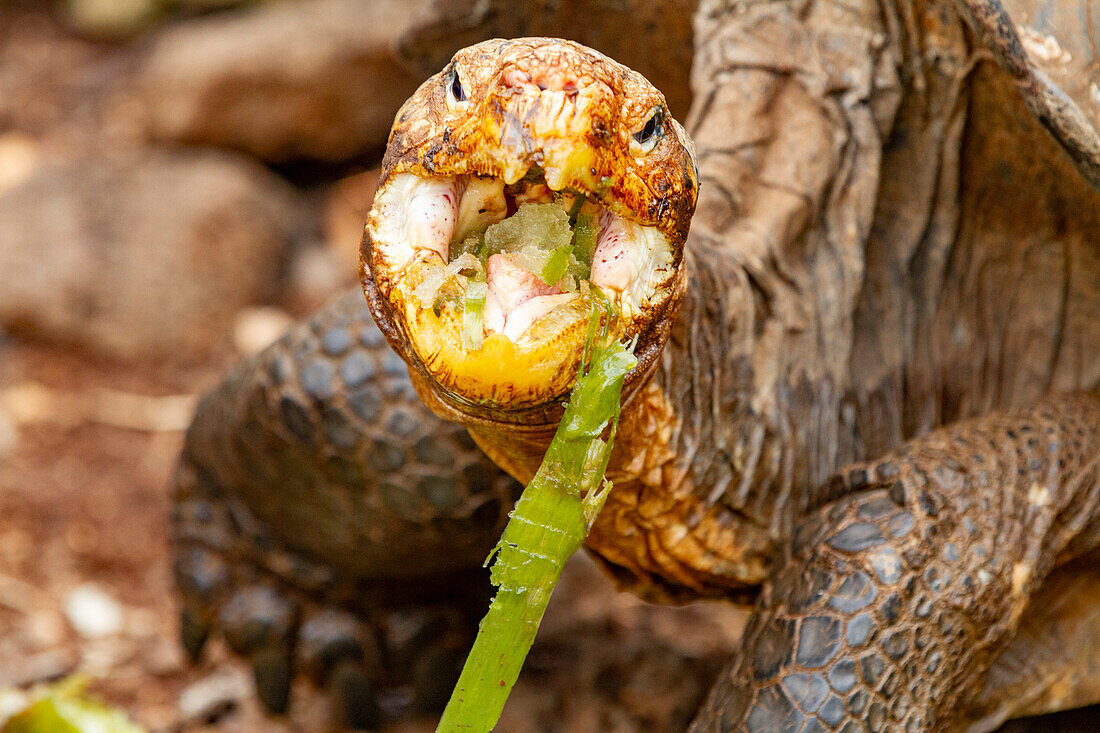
[299, 610, 383, 728]
[253, 645, 294, 715]
[174, 547, 230, 663]
[217, 586, 299, 716]
[330, 659, 382, 730]
[179, 605, 210, 662]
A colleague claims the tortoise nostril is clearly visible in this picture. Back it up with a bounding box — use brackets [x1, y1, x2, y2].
[533, 70, 573, 91]
[503, 65, 576, 93]
[502, 68, 532, 89]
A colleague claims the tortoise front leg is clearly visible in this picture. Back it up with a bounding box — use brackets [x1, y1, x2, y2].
[172, 289, 521, 723]
[691, 392, 1100, 732]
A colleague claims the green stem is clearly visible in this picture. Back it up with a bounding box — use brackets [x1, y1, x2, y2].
[436, 339, 637, 732]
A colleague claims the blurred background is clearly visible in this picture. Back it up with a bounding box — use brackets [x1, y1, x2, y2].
[0, 1, 746, 730]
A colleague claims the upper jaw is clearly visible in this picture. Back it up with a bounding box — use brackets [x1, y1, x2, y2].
[377, 56, 696, 252]
[464, 83, 609, 192]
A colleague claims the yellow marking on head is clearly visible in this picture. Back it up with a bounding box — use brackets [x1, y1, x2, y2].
[1012, 562, 1032, 595]
[1027, 481, 1051, 507]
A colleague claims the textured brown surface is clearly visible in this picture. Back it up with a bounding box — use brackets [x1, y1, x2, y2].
[692, 394, 1100, 731]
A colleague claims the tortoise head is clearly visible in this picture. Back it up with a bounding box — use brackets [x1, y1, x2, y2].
[362, 38, 697, 427]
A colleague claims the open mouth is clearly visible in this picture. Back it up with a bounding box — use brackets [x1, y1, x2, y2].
[365, 167, 678, 409]
[360, 38, 697, 414]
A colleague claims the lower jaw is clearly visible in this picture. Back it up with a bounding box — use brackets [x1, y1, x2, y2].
[401, 307, 679, 488]
[363, 267, 593, 422]
[378, 284, 682, 439]
[363, 171, 686, 414]
[395, 283, 604, 410]
[406, 366, 566, 483]
[364, 251, 686, 427]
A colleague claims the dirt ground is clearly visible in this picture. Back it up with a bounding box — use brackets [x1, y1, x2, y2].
[0, 338, 238, 730]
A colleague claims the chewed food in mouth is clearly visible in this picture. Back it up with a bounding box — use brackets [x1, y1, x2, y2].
[362, 38, 698, 411]
[368, 168, 675, 405]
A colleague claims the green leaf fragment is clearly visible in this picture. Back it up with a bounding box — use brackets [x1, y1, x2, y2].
[566, 194, 585, 224]
[448, 201, 602, 298]
[451, 231, 487, 263]
[510, 244, 551, 281]
[478, 203, 601, 289]
[571, 212, 600, 264]
[462, 280, 487, 351]
[437, 333, 636, 733]
[540, 244, 573, 286]
[484, 203, 572, 260]
[3, 677, 145, 733]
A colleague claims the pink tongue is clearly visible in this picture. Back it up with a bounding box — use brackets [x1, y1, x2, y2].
[407, 178, 459, 261]
[589, 210, 636, 291]
[486, 255, 561, 307]
[484, 254, 563, 337]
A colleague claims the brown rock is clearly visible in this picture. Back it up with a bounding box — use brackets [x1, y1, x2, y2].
[0, 10, 109, 139]
[0, 148, 301, 360]
[127, 0, 428, 162]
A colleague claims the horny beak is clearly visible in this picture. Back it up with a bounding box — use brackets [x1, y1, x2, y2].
[480, 66, 615, 191]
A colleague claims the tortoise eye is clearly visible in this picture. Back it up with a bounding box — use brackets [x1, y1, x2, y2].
[448, 68, 467, 103]
[630, 107, 664, 155]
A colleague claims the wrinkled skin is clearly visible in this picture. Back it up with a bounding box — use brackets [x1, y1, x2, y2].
[172, 1, 1100, 731]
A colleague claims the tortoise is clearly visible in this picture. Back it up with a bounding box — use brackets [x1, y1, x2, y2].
[170, 1, 1100, 730]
